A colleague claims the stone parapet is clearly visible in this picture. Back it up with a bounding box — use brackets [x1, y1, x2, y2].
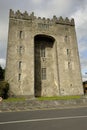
[9, 9, 75, 26]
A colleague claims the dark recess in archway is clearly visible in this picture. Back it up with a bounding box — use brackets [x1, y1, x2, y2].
[34, 34, 55, 97]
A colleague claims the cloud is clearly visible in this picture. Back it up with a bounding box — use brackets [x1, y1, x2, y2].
[0, 58, 6, 68]
[71, 5, 87, 33]
[31, 0, 42, 5]
[82, 74, 87, 81]
[32, 0, 86, 18]
[70, 3, 87, 80]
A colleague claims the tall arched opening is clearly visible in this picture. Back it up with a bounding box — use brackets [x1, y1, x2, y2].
[34, 34, 55, 97]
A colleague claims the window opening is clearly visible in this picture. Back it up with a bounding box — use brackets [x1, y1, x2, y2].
[68, 61, 71, 69]
[42, 68, 46, 80]
[19, 46, 22, 55]
[67, 49, 69, 55]
[20, 31, 22, 39]
[65, 35, 68, 42]
[41, 46, 45, 57]
[18, 73, 21, 81]
[19, 61, 22, 69]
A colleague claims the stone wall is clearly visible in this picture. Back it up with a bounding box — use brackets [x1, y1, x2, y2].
[0, 97, 87, 112]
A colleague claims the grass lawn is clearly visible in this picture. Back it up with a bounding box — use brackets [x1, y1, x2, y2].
[3, 95, 82, 102]
[37, 95, 82, 101]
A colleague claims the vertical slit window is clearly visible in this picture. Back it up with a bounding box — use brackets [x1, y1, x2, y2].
[68, 61, 71, 69]
[65, 35, 68, 42]
[20, 31, 22, 39]
[42, 68, 46, 80]
[41, 46, 45, 57]
[18, 74, 21, 81]
[67, 49, 69, 55]
[19, 46, 22, 55]
[19, 61, 22, 69]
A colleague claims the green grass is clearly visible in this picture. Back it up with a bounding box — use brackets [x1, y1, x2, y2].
[3, 95, 82, 102]
[37, 95, 82, 101]
[3, 97, 26, 102]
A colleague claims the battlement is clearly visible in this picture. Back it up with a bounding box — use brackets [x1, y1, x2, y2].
[9, 9, 75, 26]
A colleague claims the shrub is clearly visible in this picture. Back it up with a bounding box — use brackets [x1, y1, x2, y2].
[0, 81, 9, 99]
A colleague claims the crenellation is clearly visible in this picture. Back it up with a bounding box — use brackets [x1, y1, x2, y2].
[38, 17, 41, 20]
[47, 18, 50, 21]
[65, 17, 70, 23]
[9, 9, 74, 26]
[42, 17, 46, 21]
[15, 10, 23, 19]
[71, 18, 74, 25]
[56, 16, 75, 26]
[53, 15, 57, 20]
[10, 9, 35, 20]
[9, 9, 15, 18]
[23, 11, 29, 18]
[58, 16, 64, 22]
[30, 12, 35, 20]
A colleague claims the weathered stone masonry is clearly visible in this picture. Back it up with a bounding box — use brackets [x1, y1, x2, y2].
[5, 9, 84, 97]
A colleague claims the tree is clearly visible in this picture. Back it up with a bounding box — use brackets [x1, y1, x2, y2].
[0, 66, 5, 81]
[0, 81, 9, 99]
[0, 66, 9, 99]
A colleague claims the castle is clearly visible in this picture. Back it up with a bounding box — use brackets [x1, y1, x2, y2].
[5, 9, 84, 97]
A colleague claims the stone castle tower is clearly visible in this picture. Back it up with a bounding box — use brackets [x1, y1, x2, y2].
[5, 9, 83, 97]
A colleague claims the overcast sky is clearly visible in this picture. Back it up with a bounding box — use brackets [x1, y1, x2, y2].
[0, 0, 87, 81]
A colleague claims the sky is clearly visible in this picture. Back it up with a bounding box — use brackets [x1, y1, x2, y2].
[0, 0, 87, 81]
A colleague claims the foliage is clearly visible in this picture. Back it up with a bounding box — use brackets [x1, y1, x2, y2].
[0, 66, 5, 80]
[0, 81, 9, 99]
[37, 96, 81, 101]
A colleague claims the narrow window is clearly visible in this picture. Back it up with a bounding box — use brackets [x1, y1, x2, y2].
[67, 49, 69, 55]
[18, 74, 21, 81]
[65, 35, 68, 42]
[19, 61, 22, 69]
[42, 68, 46, 80]
[19, 46, 22, 55]
[41, 46, 45, 57]
[20, 31, 22, 39]
[68, 61, 71, 69]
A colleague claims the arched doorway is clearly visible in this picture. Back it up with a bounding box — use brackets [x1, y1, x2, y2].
[34, 34, 55, 97]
